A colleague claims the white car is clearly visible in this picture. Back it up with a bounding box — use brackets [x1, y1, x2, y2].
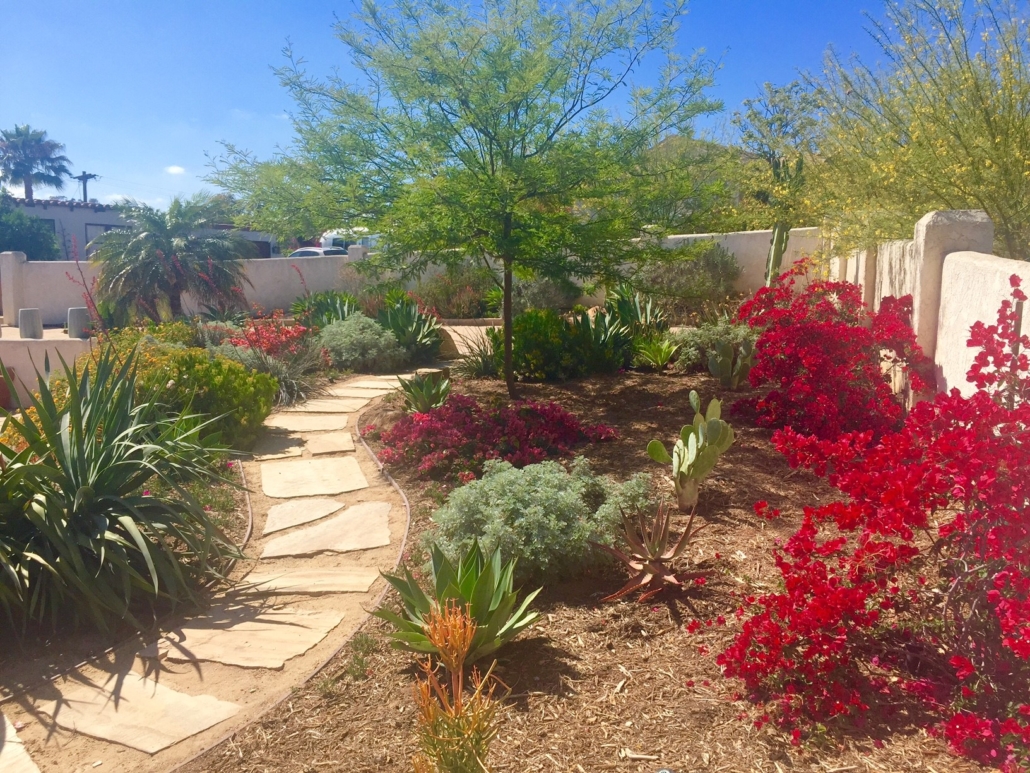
[288, 247, 349, 257]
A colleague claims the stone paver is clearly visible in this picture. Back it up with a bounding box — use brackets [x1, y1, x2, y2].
[243, 567, 379, 595]
[37, 673, 240, 754]
[161, 606, 346, 669]
[306, 431, 355, 456]
[251, 432, 305, 461]
[262, 498, 345, 536]
[264, 413, 350, 433]
[0, 715, 39, 773]
[326, 385, 393, 398]
[346, 379, 402, 390]
[260, 456, 368, 498]
[261, 502, 392, 558]
[284, 397, 369, 414]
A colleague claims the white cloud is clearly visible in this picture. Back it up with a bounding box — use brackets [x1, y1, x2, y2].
[103, 193, 130, 203]
[164, 165, 186, 175]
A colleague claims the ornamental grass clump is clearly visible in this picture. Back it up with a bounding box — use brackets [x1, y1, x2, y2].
[375, 542, 539, 663]
[718, 278, 1030, 769]
[431, 458, 652, 583]
[0, 347, 239, 633]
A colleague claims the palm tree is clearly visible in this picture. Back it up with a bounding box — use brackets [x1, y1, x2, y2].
[91, 194, 255, 321]
[0, 125, 73, 201]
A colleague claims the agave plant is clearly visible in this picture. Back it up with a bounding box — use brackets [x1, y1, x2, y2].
[592, 503, 705, 602]
[0, 347, 238, 632]
[400, 371, 451, 413]
[647, 390, 734, 511]
[605, 283, 669, 337]
[378, 295, 443, 364]
[291, 290, 358, 328]
[634, 337, 681, 372]
[375, 542, 540, 663]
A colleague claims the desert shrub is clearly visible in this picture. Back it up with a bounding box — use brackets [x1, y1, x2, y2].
[452, 334, 499, 379]
[0, 347, 238, 632]
[375, 393, 616, 481]
[319, 313, 409, 373]
[413, 263, 496, 319]
[291, 290, 358, 328]
[192, 320, 241, 348]
[634, 241, 742, 324]
[735, 262, 932, 440]
[487, 309, 627, 382]
[512, 275, 583, 313]
[670, 320, 757, 373]
[719, 279, 1030, 768]
[431, 458, 652, 582]
[228, 311, 310, 356]
[211, 342, 324, 407]
[109, 320, 199, 349]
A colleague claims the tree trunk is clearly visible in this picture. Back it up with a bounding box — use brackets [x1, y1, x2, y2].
[765, 222, 791, 287]
[168, 289, 184, 319]
[503, 259, 517, 399]
[24, 178, 33, 201]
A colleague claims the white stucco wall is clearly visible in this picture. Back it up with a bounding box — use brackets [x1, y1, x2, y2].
[936, 251, 1030, 396]
[662, 227, 824, 294]
[0, 332, 94, 404]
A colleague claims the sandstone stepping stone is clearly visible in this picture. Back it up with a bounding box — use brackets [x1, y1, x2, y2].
[242, 567, 379, 595]
[161, 606, 345, 669]
[0, 714, 39, 773]
[36, 672, 239, 754]
[264, 413, 349, 433]
[345, 379, 401, 390]
[284, 397, 369, 414]
[262, 498, 344, 535]
[327, 385, 393, 398]
[260, 457, 368, 498]
[261, 502, 392, 558]
[306, 432, 355, 456]
[251, 432, 304, 461]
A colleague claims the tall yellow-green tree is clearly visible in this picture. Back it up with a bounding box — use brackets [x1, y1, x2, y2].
[816, 0, 1030, 260]
[210, 0, 721, 397]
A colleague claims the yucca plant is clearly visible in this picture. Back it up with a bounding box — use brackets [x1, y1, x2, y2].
[592, 502, 705, 602]
[399, 372, 452, 413]
[375, 542, 540, 663]
[634, 337, 681, 372]
[0, 347, 239, 632]
[647, 390, 734, 511]
[291, 290, 358, 328]
[411, 601, 501, 773]
[378, 295, 442, 364]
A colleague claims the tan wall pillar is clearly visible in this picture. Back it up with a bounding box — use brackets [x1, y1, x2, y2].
[0, 251, 27, 327]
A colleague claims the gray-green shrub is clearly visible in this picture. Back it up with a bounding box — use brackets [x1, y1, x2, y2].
[319, 313, 409, 373]
[671, 319, 757, 373]
[430, 458, 652, 583]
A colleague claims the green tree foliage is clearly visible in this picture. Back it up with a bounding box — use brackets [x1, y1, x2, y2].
[0, 194, 60, 260]
[816, 0, 1030, 260]
[733, 82, 820, 284]
[210, 0, 720, 396]
[0, 125, 72, 201]
[90, 194, 255, 321]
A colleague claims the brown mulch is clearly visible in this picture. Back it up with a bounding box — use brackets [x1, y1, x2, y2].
[181, 371, 984, 773]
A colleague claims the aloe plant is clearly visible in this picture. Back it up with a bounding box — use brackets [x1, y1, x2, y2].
[375, 542, 540, 663]
[634, 337, 680, 372]
[592, 503, 705, 602]
[708, 338, 753, 389]
[647, 390, 734, 511]
[399, 371, 451, 413]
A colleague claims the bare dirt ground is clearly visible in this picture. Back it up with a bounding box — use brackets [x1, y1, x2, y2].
[180, 371, 984, 773]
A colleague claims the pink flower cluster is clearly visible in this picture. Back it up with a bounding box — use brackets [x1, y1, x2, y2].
[719, 278, 1030, 769]
[376, 393, 617, 480]
[735, 262, 933, 439]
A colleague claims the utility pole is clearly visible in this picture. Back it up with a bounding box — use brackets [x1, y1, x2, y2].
[72, 171, 99, 203]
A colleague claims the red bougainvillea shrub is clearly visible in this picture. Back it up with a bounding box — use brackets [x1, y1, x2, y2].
[371, 393, 616, 481]
[229, 310, 310, 356]
[735, 262, 933, 440]
[719, 278, 1030, 770]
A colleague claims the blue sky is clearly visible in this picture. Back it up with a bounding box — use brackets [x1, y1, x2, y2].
[0, 0, 883, 207]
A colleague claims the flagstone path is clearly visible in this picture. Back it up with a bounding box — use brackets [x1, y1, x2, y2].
[0, 374, 411, 772]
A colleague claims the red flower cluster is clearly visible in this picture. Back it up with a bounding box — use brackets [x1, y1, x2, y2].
[735, 262, 932, 440]
[229, 311, 310, 356]
[720, 278, 1030, 769]
[376, 393, 616, 480]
